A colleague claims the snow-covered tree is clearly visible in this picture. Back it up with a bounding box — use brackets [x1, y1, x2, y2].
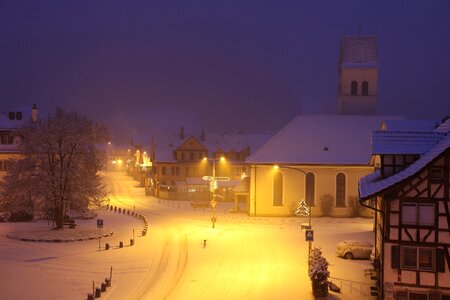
[308, 247, 330, 297]
[295, 199, 309, 217]
[0, 108, 110, 228]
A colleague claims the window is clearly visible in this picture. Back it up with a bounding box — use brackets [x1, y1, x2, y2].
[336, 173, 346, 207]
[362, 81, 369, 95]
[181, 152, 186, 161]
[16, 112, 22, 120]
[161, 166, 166, 176]
[175, 167, 180, 175]
[409, 293, 428, 300]
[350, 81, 358, 95]
[305, 173, 315, 207]
[0, 160, 9, 171]
[273, 171, 283, 206]
[1, 134, 13, 144]
[171, 166, 175, 175]
[8, 111, 15, 120]
[185, 167, 189, 176]
[235, 166, 242, 176]
[189, 152, 195, 161]
[401, 247, 434, 271]
[402, 247, 417, 269]
[402, 202, 435, 226]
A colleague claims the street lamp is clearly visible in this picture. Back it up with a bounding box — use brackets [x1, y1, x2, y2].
[274, 165, 313, 256]
[202, 157, 229, 228]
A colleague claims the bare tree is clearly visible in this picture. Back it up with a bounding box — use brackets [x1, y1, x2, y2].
[1, 108, 110, 228]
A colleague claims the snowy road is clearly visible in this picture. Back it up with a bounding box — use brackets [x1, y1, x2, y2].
[0, 172, 376, 299]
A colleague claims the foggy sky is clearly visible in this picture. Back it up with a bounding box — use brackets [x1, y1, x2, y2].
[1, 1, 449, 144]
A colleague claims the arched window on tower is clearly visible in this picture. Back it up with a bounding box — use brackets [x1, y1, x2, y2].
[336, 173, 346, 207]
[362, 81, 369, 96]
[273, 171, 283, 206]
[305, 173, 315, 207]
[351, 81, 358, 95]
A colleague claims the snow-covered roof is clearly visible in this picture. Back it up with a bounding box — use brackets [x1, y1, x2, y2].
[0, 105, 33, 129]
[359, 132, 450, 199]
[339, 35, 377, 65]
[381, 119, 439, 132]
[134, 130, 273, 163]
[246, 114, 398, 165]
[371, 131, 445, 155]
[434, 117, 450, 133]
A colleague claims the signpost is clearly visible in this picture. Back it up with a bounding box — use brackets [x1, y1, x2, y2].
[305, 229, 314, 241]
[202, 159, 230, 228]
[97, 219, 104, 251]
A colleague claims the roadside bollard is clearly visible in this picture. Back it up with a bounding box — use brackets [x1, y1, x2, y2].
[119, 241, 123, 248]
[101, 282, 107, 292]
[130, 239, 134, 246]
[105, 278, 111, 287]
[95, 287, 101, 298]
[203, 240, 207, 248]
[142, 230, 146, 236]
[105, 243, 110, 250]
[118, 208, 121, 213]
[87, 293, 94, 300]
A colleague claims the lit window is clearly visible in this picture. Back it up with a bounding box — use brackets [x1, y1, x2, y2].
[401, 247, 434, 271]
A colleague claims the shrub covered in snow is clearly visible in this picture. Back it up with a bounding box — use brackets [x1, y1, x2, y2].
[308, 247, 330, 297]
[319, 194, 334, 217]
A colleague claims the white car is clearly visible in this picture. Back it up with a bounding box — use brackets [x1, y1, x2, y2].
[336, 240, 373, 260]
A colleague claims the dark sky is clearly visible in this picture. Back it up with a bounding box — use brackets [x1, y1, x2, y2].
[1, 1, 450, 144]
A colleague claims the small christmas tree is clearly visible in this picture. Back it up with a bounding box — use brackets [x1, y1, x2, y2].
[308, 247, 330, 297]
[295, 199, 309, 217]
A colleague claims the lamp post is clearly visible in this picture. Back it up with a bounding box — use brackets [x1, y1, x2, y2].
[274, 165, 312, 256]
[202, 157, 229, 228]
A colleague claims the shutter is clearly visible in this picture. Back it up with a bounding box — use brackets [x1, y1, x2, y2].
[391, 245, 400, 269]
[396, 291, 407, 300]
[436, 248, 446, 273]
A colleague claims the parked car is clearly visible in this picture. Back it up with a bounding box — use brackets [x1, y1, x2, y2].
[336, 240, 373, 260]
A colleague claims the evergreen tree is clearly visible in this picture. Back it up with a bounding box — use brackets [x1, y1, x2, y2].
[295, 199, 309, 217]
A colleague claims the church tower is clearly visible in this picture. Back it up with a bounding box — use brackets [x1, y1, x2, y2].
[337, 35, 378, 115]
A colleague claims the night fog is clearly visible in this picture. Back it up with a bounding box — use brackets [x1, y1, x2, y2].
[1, 1, 449, 144]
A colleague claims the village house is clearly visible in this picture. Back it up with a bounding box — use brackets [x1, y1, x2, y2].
[130, 127, 272, 209]
[0, 104, 38, 179]
[359, 117, 450, 300]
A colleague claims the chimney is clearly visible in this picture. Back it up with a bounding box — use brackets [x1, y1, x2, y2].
[179, 126, 185, 140]
[31, 104, 38, 122]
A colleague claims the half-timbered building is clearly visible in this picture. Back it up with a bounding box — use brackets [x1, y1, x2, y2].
[359, 118, 450, 300]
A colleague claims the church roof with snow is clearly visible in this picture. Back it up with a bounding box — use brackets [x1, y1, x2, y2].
[246, 114, 399, 165]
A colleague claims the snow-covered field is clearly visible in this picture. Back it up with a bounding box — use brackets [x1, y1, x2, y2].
[0, 172, 377, 299]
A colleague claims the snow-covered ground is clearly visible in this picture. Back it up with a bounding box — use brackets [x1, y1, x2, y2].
[0, 172, 377, 299]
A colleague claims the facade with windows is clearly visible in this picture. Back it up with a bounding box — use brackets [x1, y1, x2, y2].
[359, 117, 450, 300]
[0, 105, 38, 179]
[246, 114, 392, 217]
[133, 128, 272, 208]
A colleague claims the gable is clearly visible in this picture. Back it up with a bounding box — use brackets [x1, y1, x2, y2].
[175, 136, 207, 151]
